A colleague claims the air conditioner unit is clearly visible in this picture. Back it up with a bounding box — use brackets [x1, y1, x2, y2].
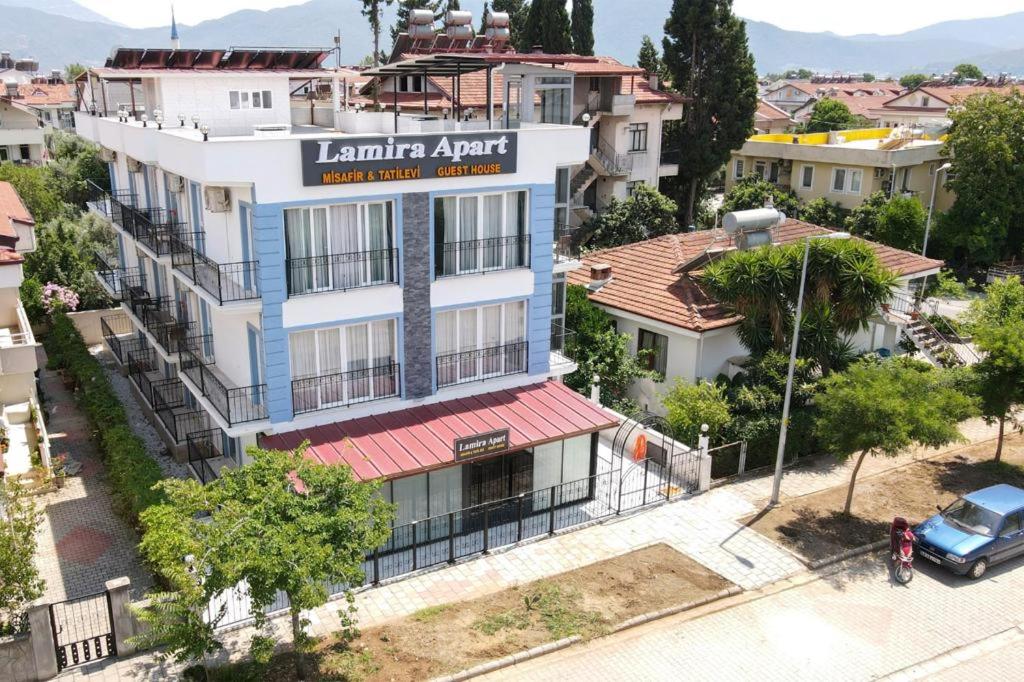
[98, 148, 116, 163]
[204, 186, 230, 213]
[166, 173, 184, 193]
[126, 157, 142, 173]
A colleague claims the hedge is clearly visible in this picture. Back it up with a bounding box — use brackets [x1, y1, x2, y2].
[43, 312, 165, 525]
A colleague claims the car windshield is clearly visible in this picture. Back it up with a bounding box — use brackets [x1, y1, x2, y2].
[942, 499, 1002, 537]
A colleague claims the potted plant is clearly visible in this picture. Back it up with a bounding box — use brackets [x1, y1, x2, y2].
[52, 454, 68, 489]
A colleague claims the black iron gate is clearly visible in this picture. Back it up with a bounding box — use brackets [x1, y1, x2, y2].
[610, 411, 703, 513]
[49, 591, 116, 671]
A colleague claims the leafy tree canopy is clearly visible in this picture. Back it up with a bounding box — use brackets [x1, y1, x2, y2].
[971, 320, 1024, 461]
[64, 63, 87, 81]
[492, 0, 529, 45]
[798, 198, 845, 229]
[570, 0, 594, 56]
[899, 73, 929, 89]
[815, 358, 975, 513]
[963, 275, 1024, 333]
[720, 175, 800, 218]
[663, 380, 731, 445]
[953, 63, 984, 82]
[580, 184, 679, 249]
[520, 0, 572, 53]
[874, 195, 927, 252]
[806, 98, 857, 133]
[637, 35, 664, 80]
[843, 190, 888, 241]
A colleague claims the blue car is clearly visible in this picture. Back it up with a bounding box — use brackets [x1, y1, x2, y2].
[914, 484, 1024, 579]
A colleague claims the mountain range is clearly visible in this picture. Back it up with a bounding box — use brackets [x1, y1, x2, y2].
[0, 0, 1022, 76]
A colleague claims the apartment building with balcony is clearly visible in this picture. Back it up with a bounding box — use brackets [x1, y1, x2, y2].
[0, 81, 45, 164]
[0, 181, 49, 478]
[78, 46, 617, 525]
[725, 126, 953, 212]
[869, 82, 1021, 128]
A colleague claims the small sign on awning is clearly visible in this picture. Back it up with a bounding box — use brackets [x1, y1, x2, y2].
[454, 428, 510, 462]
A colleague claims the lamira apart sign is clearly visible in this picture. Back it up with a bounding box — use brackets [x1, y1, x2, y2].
[301, 131, 518, 186]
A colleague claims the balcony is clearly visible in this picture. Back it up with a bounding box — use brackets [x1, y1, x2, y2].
[99, 313, 135, 360]
[436, 341, 528, 389]
[435, 235, 531, 278]
[127, 345, 161, 405]
[131, 297, 197, 357]
[286, 248, 398, 297]
[590, 137, 633, 177]
[292, 363, 401, 415]
[187, 428, 235, 484]
[170, 232, 260, 305]
[150, 377, 209, 444]
[553, 224, 582, 268]
[94, 251, 147, 301]
[179, 344, 268, 426]
[0, 301, 38, 377]
[550, 323, 577, 375]
[133, 209, 187, 258]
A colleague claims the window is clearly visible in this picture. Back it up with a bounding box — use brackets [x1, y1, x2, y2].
[18, 145, 30, 160]
[800, 165, 815, 189]
[289, 319, 398, 413]
[285, 201, 395, 295]
[554, 167, 570, 231]
[637, 328, 668, 377]
[628, 123, 648, 152]
[0, 147, 7, 162]
[229, 90, 273, 110]
[900, 167, 912, 192]
[830, 168, 863, 195]
[769, 162, 780, 184]
[396, 76, 423, 93]
[1001, 512, 1022, 537]
[921, 96, 930, 107]
[754, 160, 767, 179]
[434, 190, 528, 277]
[435, 301, 527, 387]
[734, 159, 744, 179]
[626, 180, 645, 196]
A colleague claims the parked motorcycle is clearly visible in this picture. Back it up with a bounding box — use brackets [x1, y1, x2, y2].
[890, 516, 915, 584]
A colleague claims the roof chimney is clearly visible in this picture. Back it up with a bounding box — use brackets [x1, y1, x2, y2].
[589, 263, 612, 289]
[649, 75, 659, 91]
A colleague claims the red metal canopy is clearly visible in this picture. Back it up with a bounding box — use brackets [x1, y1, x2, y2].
[261, 381, 619, 481]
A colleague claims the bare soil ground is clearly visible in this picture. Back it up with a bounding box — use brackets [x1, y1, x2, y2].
[202, 543, 731, 681]
[744, 436, 1024, 563]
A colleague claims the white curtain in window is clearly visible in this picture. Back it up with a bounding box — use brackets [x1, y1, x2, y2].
[285, 209, 312, 294]
[366, 203, 390, 283]
[505, 301, 526, 372]
[427, 468, 462, 536]
[347, 324, 370, 399]
[316, 329, 343, 406]
[329, 204, 360, 288]
[436, 311, 458, 387]
[441, 196, 457, 276]
[371, 319, 396, 397]
[483, 195, 503, 269]
[289, 331, 318, 412]
[482, 305, 502, 375]
[532, 442, 563, 509]
[392, 474, 428, 526]
[311, 208, 329, 290]
[459, 196, 478, 273]
[458, 308, 478, 381]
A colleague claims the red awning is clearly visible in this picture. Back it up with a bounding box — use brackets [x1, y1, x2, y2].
[261, 381, 619, 481]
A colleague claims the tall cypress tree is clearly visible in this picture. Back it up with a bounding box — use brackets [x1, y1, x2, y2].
[521, 0, 571, 53]
[637, 35, 662, 77]
[493, 0, 529, 48]
[392, 0, 434, 44]
[663, 0, 758, 224]
[480, 1, 490, 33]
[571, 0, 594, 56]
[435, 0, 461, 22]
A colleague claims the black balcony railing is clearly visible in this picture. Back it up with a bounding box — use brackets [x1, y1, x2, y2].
[553, 224, 583, 263]
[179, 346, 268, 426]
[292, 363, 401, 415]
[100, 314, 134, 362]
[134, 298, 196, 356]
[170, 232, 260, 305]
[436, 341, 528, 389]
[134, 208, 187, 257]
[94, 251, 146, 301]
[127, 347, 159, 404]
[435, 234, 530, 278]
[107, 335, 147, 367]
[187, 428, 228, 484]
[286, 248, 398, 296]
[151, 378, 209, 444]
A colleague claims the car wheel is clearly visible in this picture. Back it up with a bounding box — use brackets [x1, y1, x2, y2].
[968, 558, 988, 579]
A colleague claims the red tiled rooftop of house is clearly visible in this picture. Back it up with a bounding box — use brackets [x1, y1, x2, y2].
[261, 381, 618, 481]
[757, 99, 792, 122]
[16, 83, 75, 106]
[0, 181, 33, 244]
[567, 219, 943, 333]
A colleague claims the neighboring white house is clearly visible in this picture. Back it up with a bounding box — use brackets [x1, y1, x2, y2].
[0, 87, 44, 164]
[0, 181, 49, 478]
[568, 219, 943, 415]
[870, 83, 1021, 128]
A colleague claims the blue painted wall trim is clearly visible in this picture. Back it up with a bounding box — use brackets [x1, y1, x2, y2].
[528, 183, 555, 376]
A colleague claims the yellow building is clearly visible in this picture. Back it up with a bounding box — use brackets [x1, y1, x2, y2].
[726, 127, 954, 213]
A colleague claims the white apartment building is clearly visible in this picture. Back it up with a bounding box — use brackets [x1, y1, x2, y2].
[0, 181, 49, 478]
[0, 83, 45, 164]
[78, 47, 620, 531]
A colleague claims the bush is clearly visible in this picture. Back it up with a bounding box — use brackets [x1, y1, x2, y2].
[43, 312, 165, 525]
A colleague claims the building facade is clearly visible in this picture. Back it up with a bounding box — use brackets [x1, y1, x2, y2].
[726, 127, 954, 212]
[78, 48, 617, 525]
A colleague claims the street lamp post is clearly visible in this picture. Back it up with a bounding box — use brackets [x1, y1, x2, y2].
[769, 231, 851, 506]
[923, 162, 952, 258]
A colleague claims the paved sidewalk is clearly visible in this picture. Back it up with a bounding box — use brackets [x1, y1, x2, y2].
[485, 551, 1024, 681]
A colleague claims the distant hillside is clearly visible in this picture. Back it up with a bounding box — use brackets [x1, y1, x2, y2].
[0, 0, 118, 26]
[1, 0, 1023, 77]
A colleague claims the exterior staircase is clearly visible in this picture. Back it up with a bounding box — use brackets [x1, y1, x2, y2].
[570, 165, 596, 200]
[884, 292, 980, 367]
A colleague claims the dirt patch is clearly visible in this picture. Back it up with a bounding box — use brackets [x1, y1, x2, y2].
[203, 544, 732, 681]
[745, 436, 1024, 562]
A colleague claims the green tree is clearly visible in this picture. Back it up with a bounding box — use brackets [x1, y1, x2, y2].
[862, 73, 876, 82]
[953, 63, 984, 82]
[47, 129, 108, 206]
[663, 380, 731, 445]
[790, 68, 813, 80]
[570, 0, 594, 56]
[899, 73, 929, 89]
[701, 239, 896, 372]
[806, 98, 857, 133]
[843, 190, 888, 241]
[815, 358, 975, 514]
[564, 285, 654, 412]
[520, 0, 572, 53]
[720, 175, 800, 217]
[798, 198, 844, 229]
[361, 0, 396, 68]
[0, 482, 44, 632]
[22, 213, 114, 315]
[0, 164, 64, 224]
[937, 90, 1024, 267]
[972, 321, 1024, 462]
[581, 184, 679, 248]
[873, 195, 927, 251]
[392, 0, 434, 43]
[137, 447, 393, 678]
[493, 0, 530, 45]
[64, 63, 86, 81]
[637, 35, 663, 78]
[663, 0, 758, 225]
[434, 0, 461, 22]
[963, 275, 1024, 333]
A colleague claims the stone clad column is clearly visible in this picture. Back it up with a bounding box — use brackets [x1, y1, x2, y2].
[26, 599, 57, 680]
[402, 192, 433, 400]
[105, 577, 136, 657]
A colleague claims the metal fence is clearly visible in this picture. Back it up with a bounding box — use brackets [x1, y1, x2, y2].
[708, 441, 749, 480]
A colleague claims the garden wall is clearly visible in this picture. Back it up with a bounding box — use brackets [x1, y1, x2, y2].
[67, 308, 120, 346]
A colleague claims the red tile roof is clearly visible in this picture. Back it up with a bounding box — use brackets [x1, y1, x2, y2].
[261, 381, 618, 481]
[756, 99, 792, 122]
[567, 219, 943, 333]
[0, 181, 33, 247]
[16, 83, 75, 106]
[0, 248, 24, 266]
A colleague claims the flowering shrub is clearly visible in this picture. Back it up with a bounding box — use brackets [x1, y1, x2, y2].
[41, 283, 80, 315]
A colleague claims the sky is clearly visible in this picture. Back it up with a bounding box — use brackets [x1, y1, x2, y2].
[77, 0, 1024, 35]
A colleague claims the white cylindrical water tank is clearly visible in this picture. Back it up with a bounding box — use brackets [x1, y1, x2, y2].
[445, 10, 473, 26]
[722, 208, 784, 235]
[486, 11, 510, 28]
[409, 8, 434, 25]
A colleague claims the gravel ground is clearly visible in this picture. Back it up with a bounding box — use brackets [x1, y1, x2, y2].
[92, 345, 191, 480]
